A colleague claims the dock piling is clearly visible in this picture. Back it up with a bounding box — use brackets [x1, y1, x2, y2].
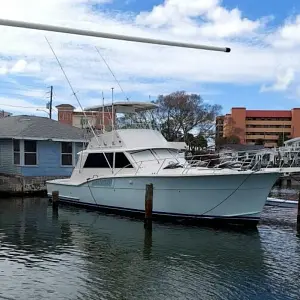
[144, 184, 153, 229]
[52, 191, 59, 209]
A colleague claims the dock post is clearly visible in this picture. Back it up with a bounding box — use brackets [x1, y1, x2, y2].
[52, 191, 59, 209]
[144, 184, 153, 229]
[277, 177, 282, 188]
[297, 193, 300, 232]
[143, 223, 153, 259]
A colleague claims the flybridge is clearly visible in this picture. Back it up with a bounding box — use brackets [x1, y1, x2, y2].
[84, 101, 158, 113]
[0, 18, 231, 53]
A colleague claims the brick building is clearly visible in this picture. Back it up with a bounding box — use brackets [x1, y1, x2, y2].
[216, 107, 300, 148]
[56, 104, 114, 131]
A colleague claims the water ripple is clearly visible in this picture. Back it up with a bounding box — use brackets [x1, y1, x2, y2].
[0, 197, 300, 299]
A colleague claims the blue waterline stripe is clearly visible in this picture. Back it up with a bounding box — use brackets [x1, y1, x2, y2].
[49, 194, 260, 221]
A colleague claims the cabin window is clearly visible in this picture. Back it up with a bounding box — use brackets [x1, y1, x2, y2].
[61, 142, 73, 166]
[115, 152, 133, 168]
[24, 140, 37, 165]
[13, 140, 20, 165]
[152, 149, 178, 159]
[131, 150, 155, 164]
[84, 153, 113, 168]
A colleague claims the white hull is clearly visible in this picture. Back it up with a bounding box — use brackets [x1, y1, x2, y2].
[47, 172, 280, 226]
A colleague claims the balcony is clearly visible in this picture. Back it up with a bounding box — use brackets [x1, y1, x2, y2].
[246, 127, 291, 133]
[246, 135, 279, 140]
[246, 120, 292, 126]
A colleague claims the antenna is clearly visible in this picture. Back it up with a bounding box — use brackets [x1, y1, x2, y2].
[111, 87, 114, 131]
[44, 36, 113, 170]
[44, 37, 98, 139]
[95, 47, 128, 101]
[102, 91, 105, 133]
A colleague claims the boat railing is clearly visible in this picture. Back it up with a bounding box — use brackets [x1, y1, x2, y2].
[114, 122, 161, 131]
[111, 148, 300, 176]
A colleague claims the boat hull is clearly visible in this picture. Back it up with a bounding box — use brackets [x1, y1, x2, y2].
[46, 172, 280, 226]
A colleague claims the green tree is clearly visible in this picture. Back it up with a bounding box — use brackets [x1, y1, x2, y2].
[255, 139, 264, 145]
[215, 136, 227, 149]
[226, 135, 240, 144]
[185, 134, 208, 151]
[194, 134, 208, 149]
[277, 133, 289, 147]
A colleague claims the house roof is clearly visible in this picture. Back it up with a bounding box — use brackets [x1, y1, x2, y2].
[56, 104, 75, 109]
[0, 115, 88, 142]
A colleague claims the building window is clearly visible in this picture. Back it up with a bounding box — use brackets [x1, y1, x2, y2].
[61, 142, 73, 166]
[80, 117, 89, 127]
[24, 140, 37, 165]
[13, 140, 20, 165]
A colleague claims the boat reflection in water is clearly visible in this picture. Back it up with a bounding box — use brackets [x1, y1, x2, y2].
[66, 210, 268, 300]
[1, 198, 299, 300]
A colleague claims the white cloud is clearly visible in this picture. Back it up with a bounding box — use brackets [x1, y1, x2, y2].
[261, 68, 295, 92]
[20, 89, 47, 98]
[10, 60, 27, 73]
[270, 15, 300, 49]
[136, 0, 219, 28]
[0, 0, 300, 116]
[0, 66, 8, 75]
[9, 59, 41, 74]
[136, 0, 261, 38]
[201, 7, 261, 38]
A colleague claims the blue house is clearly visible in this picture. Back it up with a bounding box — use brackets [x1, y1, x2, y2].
[0, 115, 88, 195]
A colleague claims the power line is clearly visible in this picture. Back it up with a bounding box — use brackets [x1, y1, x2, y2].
[0, 103, 54, 109]
[0, 92, 50, 99]
[0, 83, 49, 91]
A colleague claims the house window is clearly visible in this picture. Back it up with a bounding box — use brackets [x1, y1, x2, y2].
[13, 140, 20, 165]
[61, 142, 73, 166]
[24, 140, 37, 165]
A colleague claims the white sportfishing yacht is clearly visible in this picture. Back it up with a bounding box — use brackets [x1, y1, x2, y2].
[47, 102, 300, 226]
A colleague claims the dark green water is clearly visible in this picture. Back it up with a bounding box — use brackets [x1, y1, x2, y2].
[0, 197, 300, 300]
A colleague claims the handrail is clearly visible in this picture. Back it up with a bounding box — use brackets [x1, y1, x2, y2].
[88, 147, 300, 178]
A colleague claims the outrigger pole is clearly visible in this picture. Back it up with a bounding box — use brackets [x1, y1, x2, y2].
[0, 18, 231, 53]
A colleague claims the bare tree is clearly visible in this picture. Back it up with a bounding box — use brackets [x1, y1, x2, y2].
[120, 91, 221, 142]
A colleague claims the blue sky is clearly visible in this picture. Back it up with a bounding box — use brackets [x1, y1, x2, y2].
[1, 0, 300, 118]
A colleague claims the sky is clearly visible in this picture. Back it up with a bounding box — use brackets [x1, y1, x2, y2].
[1, 0, 300, 119]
